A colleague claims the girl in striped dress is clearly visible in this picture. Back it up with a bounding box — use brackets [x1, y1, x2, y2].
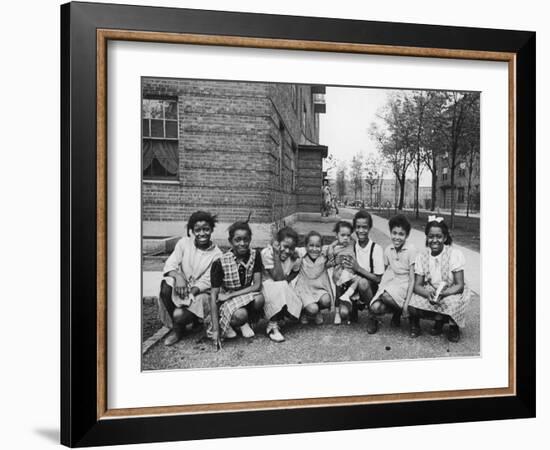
[407, 217, 471, 342]
[209, 221, 264, 348]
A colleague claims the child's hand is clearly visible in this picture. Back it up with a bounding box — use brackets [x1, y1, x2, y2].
[174, 274, 188, 298]
[271, 240, 281, 255]
[428, 291, 439, 305]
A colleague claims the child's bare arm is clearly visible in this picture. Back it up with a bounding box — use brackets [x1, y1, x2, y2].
[402, 264, 416, 318]
[413, 273, 435, 301]
[440, 271, 465, 297]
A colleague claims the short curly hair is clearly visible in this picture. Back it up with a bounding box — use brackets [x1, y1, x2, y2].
[353, 209, 373, 229]
[186, 210, 217, 237]
[388, 214, 411, 235]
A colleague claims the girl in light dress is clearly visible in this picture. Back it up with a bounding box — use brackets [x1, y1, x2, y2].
[407, 217, 471, 342]
[158, 210, 223, 347]
[294, 231, 333, 325]
[260, 227, 302, 342]
[367, 215, 417, 334]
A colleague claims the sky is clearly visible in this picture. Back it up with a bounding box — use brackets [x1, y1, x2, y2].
[318, 86, 432, 186]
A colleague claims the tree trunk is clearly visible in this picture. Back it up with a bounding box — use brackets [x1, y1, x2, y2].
[398, 176, 405, 210]
[415, 162, 420, 218]
[450, 161, 456, 229]
[430, 159, 437, 211]
[466, 165, 473, 217]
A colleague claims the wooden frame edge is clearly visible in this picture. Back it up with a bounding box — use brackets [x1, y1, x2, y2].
[95, 28, 517, 420]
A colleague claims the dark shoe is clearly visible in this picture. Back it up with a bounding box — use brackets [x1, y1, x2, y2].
[448, 325, 460, 342]
[366, 316, 378, 334]
[429, 320, 445, 336]
[390, 311, 402, 328]
[409, 318, 421, 338]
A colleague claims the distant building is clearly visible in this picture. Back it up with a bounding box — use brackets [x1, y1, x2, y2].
[434, 152, 480, 212]
[142, 79, 327, 243]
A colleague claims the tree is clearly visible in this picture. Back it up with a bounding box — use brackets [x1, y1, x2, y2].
[335, 161, 347, 201]
[364, 152, 381, 207]
[436, 92, 479, 228]
[461, 95, 480, 217]
[370, 95, 415, 210]
[350, 152, 364, 201]
[418, 92, 447, 212]
[405, 91, 434, 218]
[323, 153, 338, 177]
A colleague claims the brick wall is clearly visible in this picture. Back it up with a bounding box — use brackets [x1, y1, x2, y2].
[142, 78, 324, 233]
[298, 149, 323, 213]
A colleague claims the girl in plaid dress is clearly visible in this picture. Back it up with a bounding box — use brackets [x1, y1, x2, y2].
[407, 217, 471, 342]
[209, 222, 264, 348]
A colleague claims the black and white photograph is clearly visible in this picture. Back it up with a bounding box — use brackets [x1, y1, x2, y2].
[141, 78, 481, 371]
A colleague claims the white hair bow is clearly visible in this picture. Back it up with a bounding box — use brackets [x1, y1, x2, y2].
[428, 215, 444, 223]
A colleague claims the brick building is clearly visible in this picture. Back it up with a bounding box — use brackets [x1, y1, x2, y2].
[142, 78, 327, 246]
[435, 152, 480, 212]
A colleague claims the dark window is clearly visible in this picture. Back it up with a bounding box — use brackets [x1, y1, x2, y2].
[142, 98, 179, 179]
[458, 187, 465, 203]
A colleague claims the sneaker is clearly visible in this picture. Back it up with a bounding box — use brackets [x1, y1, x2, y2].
[267, 324, 285, 342]
[366, 316, 378, 334]
[223, 326, 237, 339]
[447, 325, 460, 342]
[334, 311, 342, 325]
[314, 311, 324, 325]
[164, 328, 182, 346]
[429, 320, 445, 336]
[300, 314, 309, 325]
[240, 323, 255, 338]
[390, 311, 402, 328]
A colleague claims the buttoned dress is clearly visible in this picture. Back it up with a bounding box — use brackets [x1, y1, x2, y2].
[408, 245, 471, 328]
[371, 242, 417, 307]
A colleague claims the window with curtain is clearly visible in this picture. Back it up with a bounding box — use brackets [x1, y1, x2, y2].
[142, 98, 179, 179]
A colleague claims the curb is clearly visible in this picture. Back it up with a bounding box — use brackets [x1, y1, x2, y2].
[142, 326, 171, 354]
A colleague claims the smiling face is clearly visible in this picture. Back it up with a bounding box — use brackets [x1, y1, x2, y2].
[305, 235, 322, 260]
[192, 220, 212, 249]
[336, 226, 353, 246]
[354, 218, 371, 243]
[426, 225, 446, 256]
[390, 226, 408, 250]
[230, 229, 251, 257]
[278, 236, 297, 261]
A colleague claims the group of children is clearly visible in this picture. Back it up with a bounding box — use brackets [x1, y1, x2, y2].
[157, 209, 471, 349]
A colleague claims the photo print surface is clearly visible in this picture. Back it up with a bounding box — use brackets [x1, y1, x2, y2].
[141, 77, 481, 371]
